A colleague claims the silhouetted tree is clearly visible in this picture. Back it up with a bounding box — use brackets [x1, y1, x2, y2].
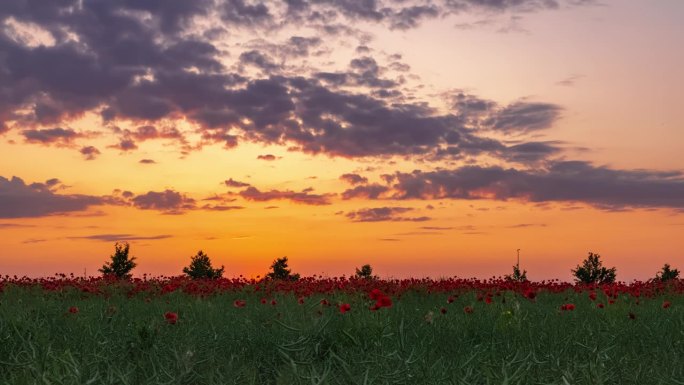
[183, 250, 224, 279]
[355, 264, 377, 280]
[505, 265, 528, 282]
[571, 252, 616, 284]
[655, 263, 680, 282]
[266, 257, 299, 280]
[99, 242, 136, 279]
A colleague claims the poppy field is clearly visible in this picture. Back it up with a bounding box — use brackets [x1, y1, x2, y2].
[1, 276, 683, 385]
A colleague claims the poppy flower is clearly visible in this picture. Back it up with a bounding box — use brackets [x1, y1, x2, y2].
[164, 311, 178, 324]
[588, 292, 597, 301]
[68, 306, 79, 314]
[377, 295, 393, 308]
[464, 306, 474, 314]
[597, 303, 605, 309]
[320, 299, 330, 306]
[260, 298, 267, 305]
[525, 290, 537, 301]
[662, 301, 671, 309]
[233, 299, 246, 308]
[440, 307, 447, 314]
[447, 296, 456, 304]
[369, 289, 385, 300]
[484, 297, 493, 304]
[298, 297, 305, 305]
[270, 299, 277, 306]
[339, 303, 351, 314]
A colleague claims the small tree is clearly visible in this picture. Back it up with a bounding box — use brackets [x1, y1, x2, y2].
[99, 242, 136, 279]
[571, 252, 616, 284]
[505, 264, 528, 282]
[355, 264, 377, 280]
[655, 263, 680, 282]
[266, 257, 300, 281]
[183, 250, 224, 279]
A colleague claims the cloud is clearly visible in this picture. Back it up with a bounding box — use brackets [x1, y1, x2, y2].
[68, 234, 173, 242]
[342, 184, 390, 199]
[109, 139, 138, 152]
[22, 127, 80, 145]
[200, 204, 245, 211]
[345, 207, 431, 222]
[375, 161, 684, 210]
[0, 176, 104, 218]
[80, 146, 101, 160]
[257, 154, 278, 161]
[239, 186, 333, 205]
[0, 223, 35, 228]
[139, 159, 157, 164]
[130, 190, 197, 214]
[339, 173, 369, 185]
[225, 178, 251, 188]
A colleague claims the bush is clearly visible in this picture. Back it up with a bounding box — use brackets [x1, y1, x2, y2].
[571, 252, 616, 284]
[655, 264, 680, 282]
[183, 250, 224, 279]
[505, 265, 527, 282]
[99, 242, 137, 279]
[266, 257, 299, 281]
[355, 264, 377, 280]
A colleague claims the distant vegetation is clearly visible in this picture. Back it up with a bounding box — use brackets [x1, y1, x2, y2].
[655, 263, 680, 282]
[98, 242, 136, 279]
[183, 250, 224, 279]
[355, 264, 376, 280]
[571, 252, 616, 284]
[266, 257, 300, 281]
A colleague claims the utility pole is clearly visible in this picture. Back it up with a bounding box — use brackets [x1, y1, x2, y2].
[516, 249, 520, 270]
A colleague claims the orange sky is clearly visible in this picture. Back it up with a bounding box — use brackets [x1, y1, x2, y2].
[1, 0, 683, 280]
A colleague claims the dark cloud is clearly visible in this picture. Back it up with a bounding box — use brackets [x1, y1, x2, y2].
[0, 176, 103, 218]
[23, 127, 80, 145]
[339, 173, 369, 185]
[257, 154, 278, 161]
[130, 190, 196, 214]
[379, 161, 684, 210]
[80, 146, 101, 160]
[68, 234, 173, 242]
[345, 207, 431, 222]
[225, 178, 251, 188]
[239, 50, 280, 72]
[139, 159, 156, 164]
[342, 184, 390, 199]
[239, 186, 333, 205]
[486, 102, 562, 134]
[109, 138, 138, 152]
[200, 204, 245, 211]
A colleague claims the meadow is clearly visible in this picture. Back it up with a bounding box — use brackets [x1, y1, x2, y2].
[1, 276, 682, 385]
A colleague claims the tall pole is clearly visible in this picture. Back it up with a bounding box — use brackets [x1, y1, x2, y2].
[516, 249, 520, 269]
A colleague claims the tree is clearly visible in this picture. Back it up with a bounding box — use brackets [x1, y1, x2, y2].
[571, 252, 616, 284]
[505, 264, 528, 282]
[655, 263, 680, 282]
[355, 264, 377, 280]
[266, 257, 300, 280]
[99, 242, 136, 279]
[183, 250, 224, 279]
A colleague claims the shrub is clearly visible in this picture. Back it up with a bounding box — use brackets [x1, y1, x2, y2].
[355, 264, 377, 280]
[505, 264, 528, 282]
[655, 263, 680, 282]
[183, 250, 224, 279]
[99, 242, 136, 279]
[571, 252, 616, 284]
[266, 257, 299, 281]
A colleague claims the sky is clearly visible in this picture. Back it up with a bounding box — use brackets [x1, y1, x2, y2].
[1, 0, 683, 281]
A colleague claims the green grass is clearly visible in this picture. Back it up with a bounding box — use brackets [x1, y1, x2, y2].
[1, 287, 682, 384]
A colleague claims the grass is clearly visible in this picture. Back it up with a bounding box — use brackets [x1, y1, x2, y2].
[1, 284, 682, 384]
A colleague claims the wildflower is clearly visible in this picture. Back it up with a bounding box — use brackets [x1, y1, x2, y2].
[440, 307, 447, 314]
[447, 295, 456, 304]
[369, 289, 385, 300]
[597, 303, 605, 309]
[484, 296, 493, 304]
[164, 311, 178, 325]
[233, 299, 246, 308]
[376, 295, 393, 309]
[424, 311, 434, 324]
[68, 306, 79, 314]
[260, 298, 267, 305]
[320, 299, 330, 306]
[588, 292, 597, 301]
[297, 297, 305, 305]
[525, 290, 537, 301]
[270, 299, 277, 306]
[560, 303, 575, 311]
[339, 303, 351, 314]
[662, 301, 671, 309]
[464, 306, 474, 314]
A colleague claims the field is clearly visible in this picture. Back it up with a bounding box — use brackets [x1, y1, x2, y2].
[1, 276, 682, 385]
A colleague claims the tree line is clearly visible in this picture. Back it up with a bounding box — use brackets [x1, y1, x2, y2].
[100, 242, 680, 284]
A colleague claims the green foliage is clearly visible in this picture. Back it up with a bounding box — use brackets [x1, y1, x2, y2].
[182, 250, 224, 279]
[656, 263, 680, 282]
[572, 252, 616, 284]
[355, 264, 376, 280]
[505, 264, 528, 282]
[266, 256, 300, 280]
[99, 242, 136, 279]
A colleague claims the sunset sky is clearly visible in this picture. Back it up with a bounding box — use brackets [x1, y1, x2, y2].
[1, 0, 683, 280]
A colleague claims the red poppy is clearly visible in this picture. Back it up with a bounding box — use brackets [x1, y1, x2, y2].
[597, 303, 605, 309]
[270, 299, 277, 306]
[68, 306, 79, 314]
[164, 311, 178, 324]
[369, 304, 380, 311]
[588, 292, 597, 301]
[440, 307, 447, 314]
[608, 300, 615, 305]
[320, 299, 330, 306]
[297, 297, 305, 305]
[464, 306, 474, 314]
[339, 303, 351, 314]
[260, 298, 267, 305]
[662, 301, 671, 309]
[233, 299, 246, 308]
[484, 297, 493, 304]
[525, 290, 537, 300]
[369, 289, 385, 300]
[447, 296, 455, 304]
[560, 303, 575, 311]
[377, 295, 393, 308]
